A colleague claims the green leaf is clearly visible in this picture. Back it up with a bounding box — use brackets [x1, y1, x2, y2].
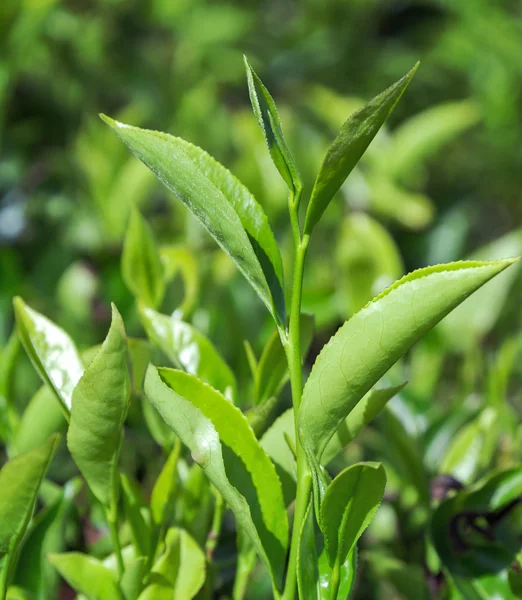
[321, 462, 386, 567]
[0, 435, 60, 587]
[13, 298, 84, 416]
[10, 386, 66, 457]
[299, 259, 516, 460]
[67, 305, 131, 510]
[48, 553, 122, 600]
[159, 245, 199, 318]
[303, 64, 419, 234]
[255, 314, 314, 405]
[13, 478, 82, 599]
[366, 553, 430, 600]
[140, 306, 237, 401]
[321, 383, 406, 466]
[138, 528, 205, 600]
[243, 56, 302, 195]
[120, 474, 151, 558]
[150, 439, 181, 526]
[120, 556, 146, 600]
[100, 114, 285, 325]
[297, 501, 356, 600]
[144, 366, 289, 589]
[122, 208, 165, 309]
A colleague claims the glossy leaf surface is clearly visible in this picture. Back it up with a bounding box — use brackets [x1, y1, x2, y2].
[13, 298, 84, 415]
[144, 366, 288, 588]
[321, 462, 386, 567]
[101, 114, 285, 325]
[122, 208, 165, 308]
[67, 305, 131, 509]
[299, 259, 516, 459]
[244, 56, 302, 194]
[304, 64, 418, 234]
[0, 435, 59, 584]
[140, 306, 236, 400]
[48, 552, 122, 600]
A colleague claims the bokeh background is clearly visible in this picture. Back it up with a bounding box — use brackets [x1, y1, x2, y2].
[3, 1, 522, 598]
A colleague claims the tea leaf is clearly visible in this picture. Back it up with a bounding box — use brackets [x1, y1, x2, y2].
[321, 462, 386, 567]
[299, 259, 516, 459]
[0, 435, 60, 585]
[101, 115, 285, 325]
[122, 208, 165, 308]
[297, 501, 356, 599]
[140, 306, 236, 401]
[121, 474, 151, 558]
[13, 298, 84, 416]
[304, 64, 418, 234]
[67, 305, 131, 510]
[244, 56, 302, 195]
[138, 527, 205, 600]
[48, 552, 122, 600]
[144, 366, 289, 589]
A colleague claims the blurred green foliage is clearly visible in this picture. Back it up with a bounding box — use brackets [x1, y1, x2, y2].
[2, 1, 522, 598]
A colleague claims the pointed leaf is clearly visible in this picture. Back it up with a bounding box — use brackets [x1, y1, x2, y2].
[304, 64, 419, 234]
[100, 115, 285, 325]
[244, 56, 302, 194]
[67, 305, 131, 509]
[138, 527, 205, 600]
[122, 208, 165, 308]
[13, 298, 83, 415]
[321, 462, 386, 567]
[48, 553, 122, 600]
[140, 306, 236, 400]
[0, 435, 59, 584]
[299, 259, 516, 459]
[144, 366, 288, 589]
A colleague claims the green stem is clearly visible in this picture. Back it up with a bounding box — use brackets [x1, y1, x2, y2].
[106, 510, 124, 578]
[0, 563, 8, 600]
[206, 492, 225, 560]
[281, 187, 312, 600]
[329, 557, 341, 600]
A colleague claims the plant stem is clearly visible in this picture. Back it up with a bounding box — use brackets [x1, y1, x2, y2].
[281, 188, 312, 600]
[106, 510, 124, 578]
[206, 492, 225, 560]
[329, 557, 341, 600]
[0, 560, 9, 600]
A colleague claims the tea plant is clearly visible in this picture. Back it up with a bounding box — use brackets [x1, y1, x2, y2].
[1, 59, 521, 600]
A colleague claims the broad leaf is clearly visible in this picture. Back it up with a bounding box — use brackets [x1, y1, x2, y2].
[48, 553, 122, 600]
[303, 64, 419, 234]
[140, 306, 236, 401]
[138, 527, 205, 600]
[101, 114, 285, 325]
[122, 208, 165, 308]
[244, 56, 302, 195]
[255, 314, 314, 405]
[144, 366, 289, 589]
[13, 298, 83, 416]
[321, 462, 386, 567]
[299, 259, 516, 460]
[0, 435, 59, 586]
[67, 305, 131, 511]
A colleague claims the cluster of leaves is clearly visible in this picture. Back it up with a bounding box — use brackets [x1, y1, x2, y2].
[1, 57, 522, 600]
